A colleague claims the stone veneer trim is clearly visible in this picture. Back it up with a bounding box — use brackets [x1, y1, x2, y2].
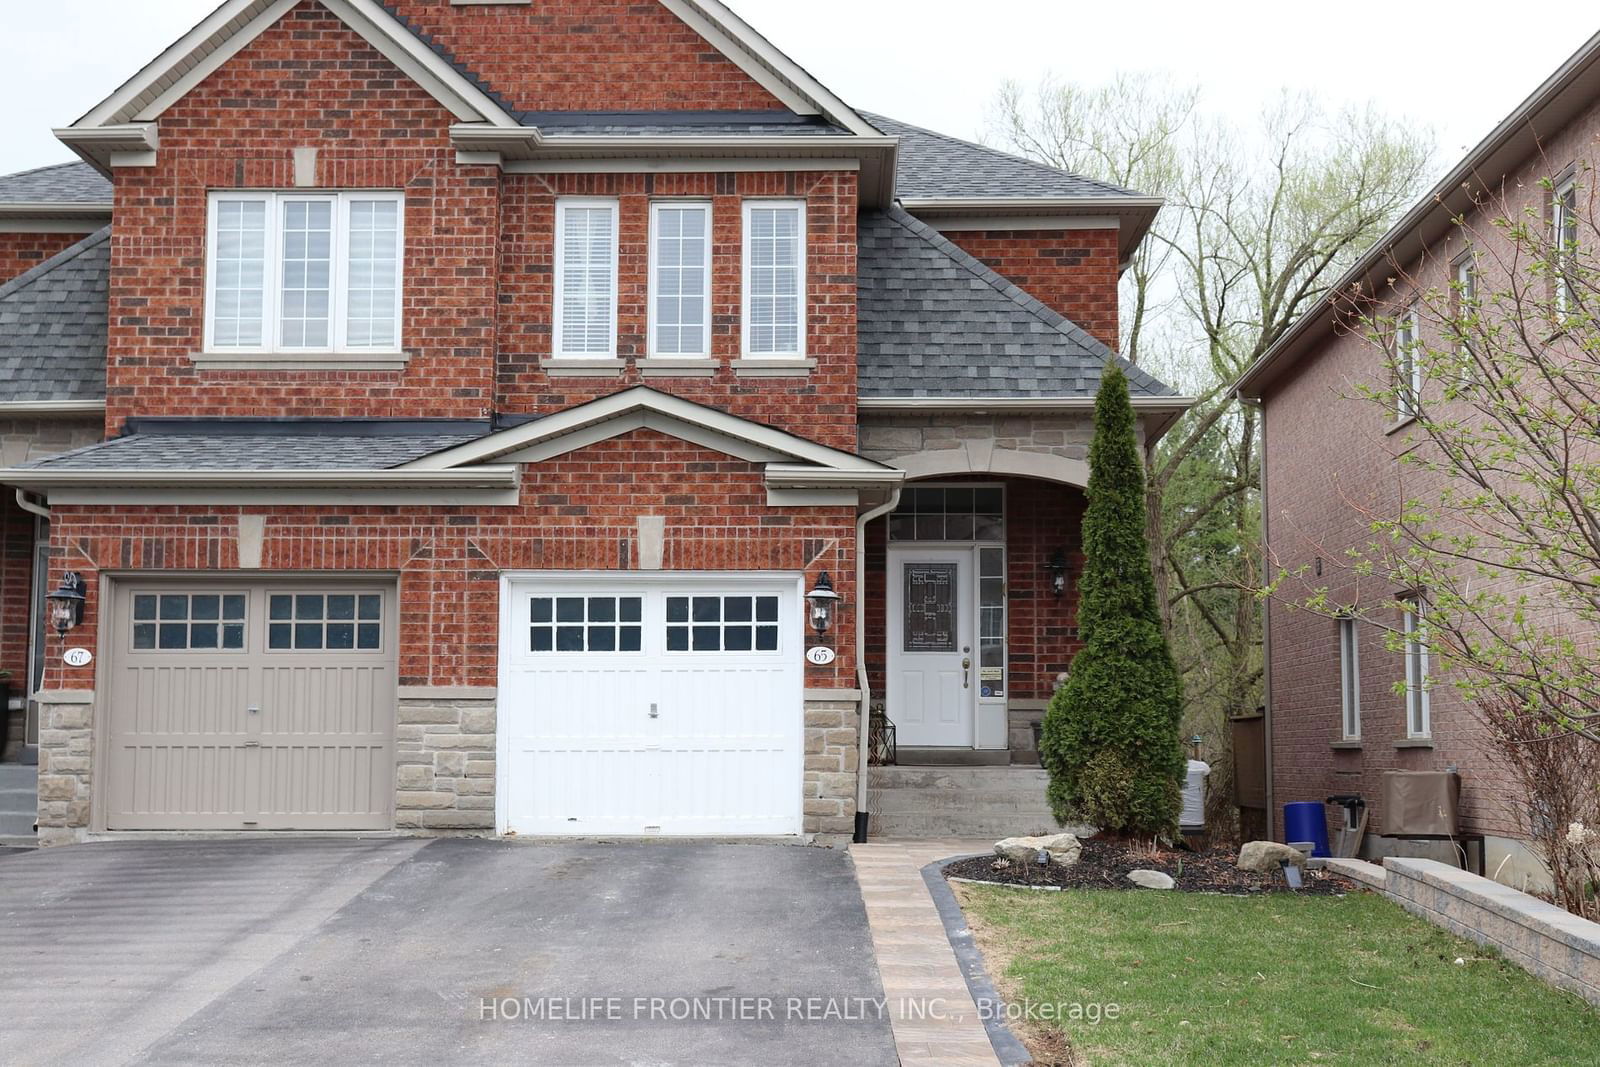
[1384, 857, 1600, 1006]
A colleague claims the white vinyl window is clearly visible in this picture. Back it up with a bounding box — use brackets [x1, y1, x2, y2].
[1338, 616, 1361, 741]
[649, 201, 712, 357]
[205, 191, 402, 353]
[1555, 177, 1579, 313]
[1395, 306, 1421, 418]
[1402, 597, 1431, 739]
[554, 197, 620, 357]
[742, 200, 806, 357]
[1454, 254, 1477, 370]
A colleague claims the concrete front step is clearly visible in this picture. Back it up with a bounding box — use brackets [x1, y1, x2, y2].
[866, 789, 1062, 814]
[868, 810, 1074, 839]
[0, 835, 39, 849]
[0, 812, 37, 837]
[869, 765, 1051, 791]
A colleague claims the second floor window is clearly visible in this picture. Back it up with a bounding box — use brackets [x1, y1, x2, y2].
[205, 191, 403, 353]
[554, 198, 620, 358]
[743, 201, 806, 357]
[1394, 306, 1421, 419]
[650, 202, 712, 357]
[1555, 177, 1579, 313]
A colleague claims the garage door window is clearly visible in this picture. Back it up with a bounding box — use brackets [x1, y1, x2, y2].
[268, 593, 382, 651]
[531, 596, 643, 653]
[665, 595, 780, 652]
[132, 593, 247, 651]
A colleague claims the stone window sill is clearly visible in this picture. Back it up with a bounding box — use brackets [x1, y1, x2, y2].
[1394, 738, 1434, 749]
[1384, 413, 1418, 436]
[639, 358, 718, 378]
[732, 357, 816, 378]
[1331, 740, 1363, 750]
[543, 357, 625, 377]
[190, 351, 409, 372]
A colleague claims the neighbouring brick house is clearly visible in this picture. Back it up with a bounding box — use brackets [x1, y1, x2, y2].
[0, 0, 1186, 846]
[1237, 31, 1600, 885]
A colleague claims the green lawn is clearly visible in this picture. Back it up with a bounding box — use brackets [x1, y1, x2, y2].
[954, 882, 1600, 1066]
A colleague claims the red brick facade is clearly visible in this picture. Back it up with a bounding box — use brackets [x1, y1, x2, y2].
[105, 5, 500, 431]
[0, 232, 86, 286]
[384, 0, 785, 112]
[494, 170, 859, 449]
[945, 228, 1120, 350]
[14, 0, 1146, 845]
[42, 428, 857, 694]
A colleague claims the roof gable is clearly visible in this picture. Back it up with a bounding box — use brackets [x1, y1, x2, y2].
[407, 387, 892, 476]
[58, 0, 521, 170]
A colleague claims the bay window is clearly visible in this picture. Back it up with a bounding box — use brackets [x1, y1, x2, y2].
[742, 200, 806, 358]
[204, 191, 403, 354]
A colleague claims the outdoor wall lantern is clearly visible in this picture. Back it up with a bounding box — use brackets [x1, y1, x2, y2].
[1047, 550, 1069, 599]
[806, 572, 841, 636]
[47, 572, 87, 635]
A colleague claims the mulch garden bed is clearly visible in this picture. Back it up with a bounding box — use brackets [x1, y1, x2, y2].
[943, 839, 1357, 896]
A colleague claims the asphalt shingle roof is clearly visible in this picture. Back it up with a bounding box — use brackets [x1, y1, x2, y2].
[865, 113, 1139, 201]
[857, 208, 1174, 399]
[0, 227, 110, 404]
[27, 430, 486, 472]
[0, 161, 112, 204]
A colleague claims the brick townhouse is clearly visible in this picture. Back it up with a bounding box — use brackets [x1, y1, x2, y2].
[1237, 29, 1600, 884]
[0, 0, 1187, 847]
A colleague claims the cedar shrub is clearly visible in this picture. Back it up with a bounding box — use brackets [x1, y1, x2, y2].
[1041, 363, 1185, 836]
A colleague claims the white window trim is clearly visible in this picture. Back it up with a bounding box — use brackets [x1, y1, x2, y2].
[1395, 306, 1421, 418]
[741, 199, 807, 359]
[1402, 597, 1431, 739]
[1338, 616, 1361, 741]
[1555, 177, 1579, 314]
[203, 190, 405, 356]
[647, 200, 713, 359]
[552, 196, 621, 360]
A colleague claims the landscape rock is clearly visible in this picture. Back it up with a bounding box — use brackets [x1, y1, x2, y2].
[1127, 869, 1175, 890]
[994, 833, 1082, 867]
[1237, 840, 1308, 873]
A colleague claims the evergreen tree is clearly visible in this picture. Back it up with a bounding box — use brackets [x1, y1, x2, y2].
[1041, 362, 1185, 837]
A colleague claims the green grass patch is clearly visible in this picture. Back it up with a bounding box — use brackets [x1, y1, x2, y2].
[955, 883, 1600, 1066]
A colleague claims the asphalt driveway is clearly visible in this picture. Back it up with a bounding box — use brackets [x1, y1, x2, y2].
[0, 839, 896, 1066]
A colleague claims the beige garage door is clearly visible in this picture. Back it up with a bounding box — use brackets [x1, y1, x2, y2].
[104, 580, 396, 831]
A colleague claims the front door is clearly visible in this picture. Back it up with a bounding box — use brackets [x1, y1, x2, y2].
[887, 549, 973, 747]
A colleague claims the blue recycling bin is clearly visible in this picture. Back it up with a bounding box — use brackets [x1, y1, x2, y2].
[1283, 801, 1331, 858]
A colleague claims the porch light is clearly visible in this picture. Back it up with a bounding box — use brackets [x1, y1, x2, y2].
[806, 572, 841, 636]
[1047, 550, 1069, 599]
[46, 572, 86, 635]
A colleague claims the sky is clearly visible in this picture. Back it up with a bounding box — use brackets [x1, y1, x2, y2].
[0, 1, 1594, 185]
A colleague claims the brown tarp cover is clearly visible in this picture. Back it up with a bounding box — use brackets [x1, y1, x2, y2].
[1381, 770, 1461, 836]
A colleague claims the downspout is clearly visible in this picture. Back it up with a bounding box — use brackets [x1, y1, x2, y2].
[853, 484, 902, 844]
[15, 488, 50, 521]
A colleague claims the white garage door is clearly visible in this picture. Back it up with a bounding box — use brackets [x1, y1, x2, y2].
[498, 574, 804, 836]
[104, 580, 396, 831]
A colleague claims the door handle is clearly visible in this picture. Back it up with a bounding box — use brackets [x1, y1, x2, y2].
[649, 703, 659, 719]
[962, 658, 971, 688]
